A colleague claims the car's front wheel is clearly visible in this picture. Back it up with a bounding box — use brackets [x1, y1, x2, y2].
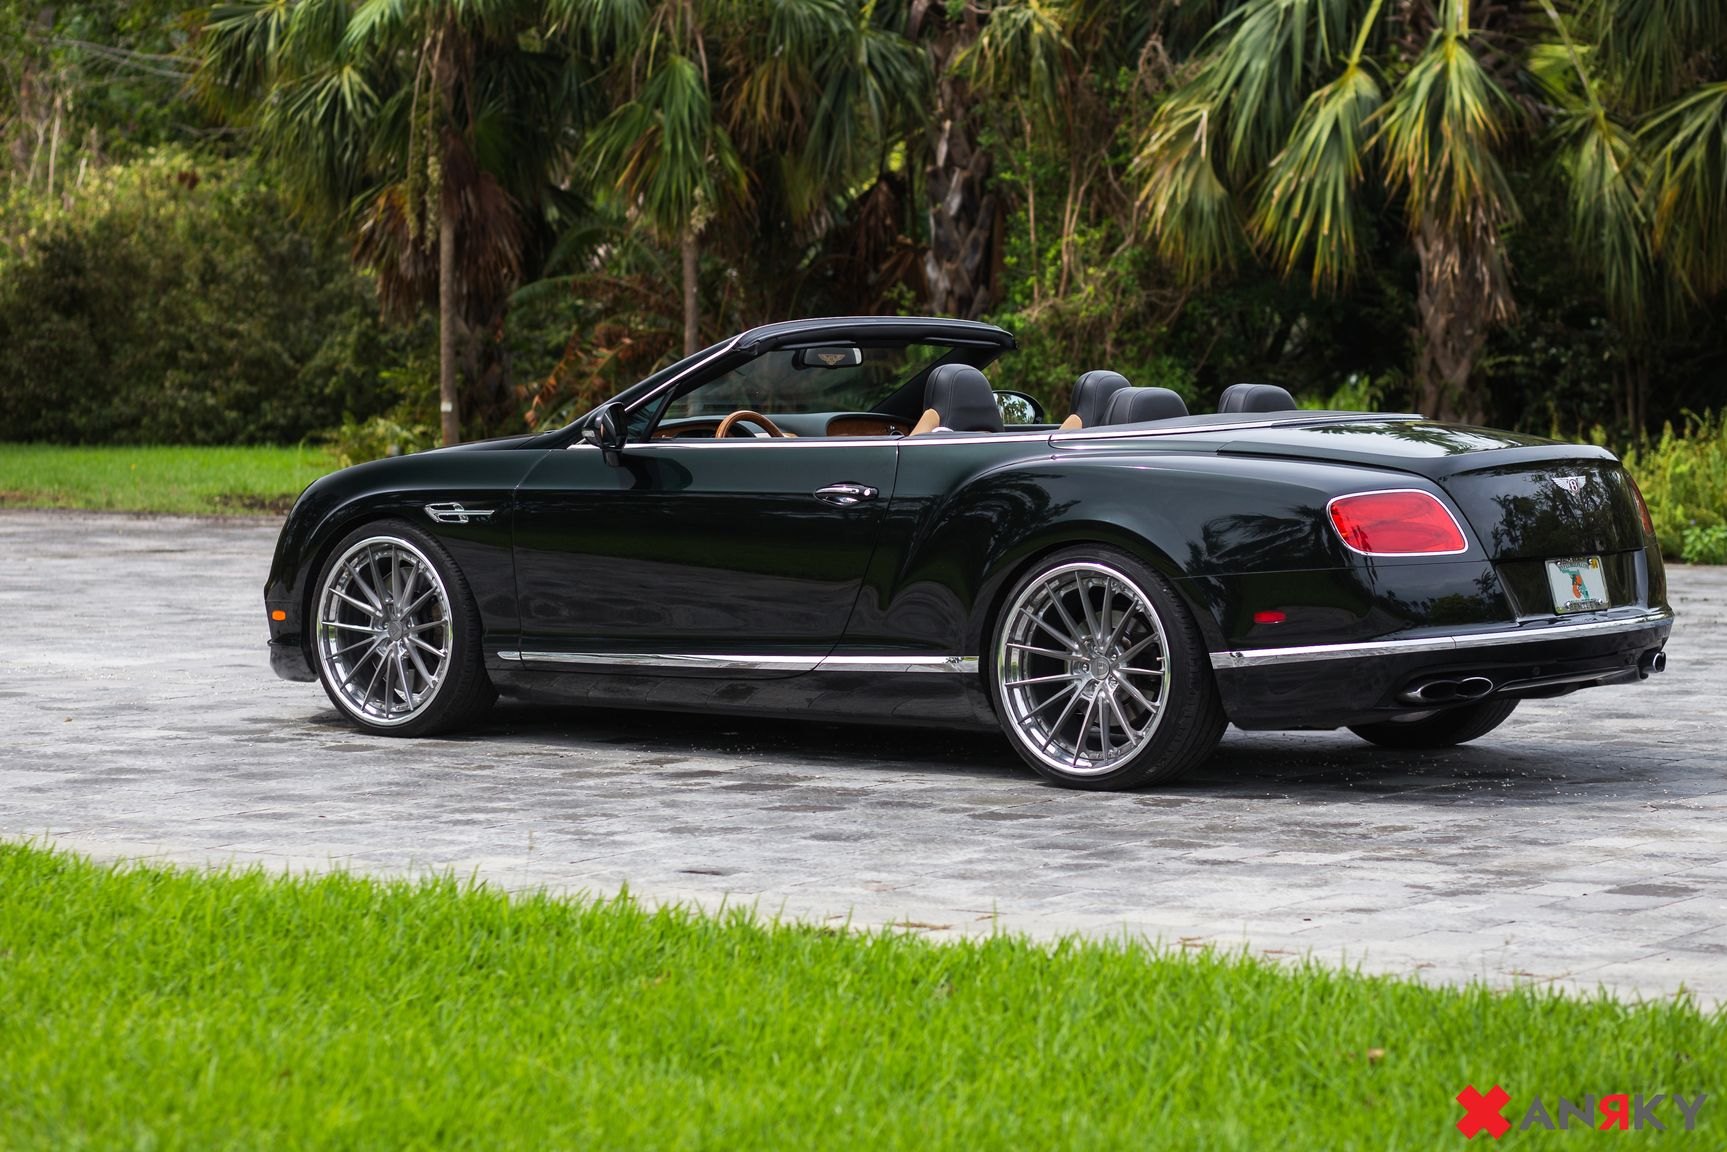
[988, 547, 1225, 790]
[1347, 698, 1519, 749]
[311, 520, 495, 736]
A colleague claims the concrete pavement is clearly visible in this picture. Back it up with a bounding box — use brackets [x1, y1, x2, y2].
[1, 510, 1723, 1006]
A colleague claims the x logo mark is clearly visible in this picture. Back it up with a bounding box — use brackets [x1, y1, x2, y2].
[1458, 1084, 1512, 1140]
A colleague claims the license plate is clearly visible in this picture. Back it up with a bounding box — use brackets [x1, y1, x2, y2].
[1546, 555, 1609, 614]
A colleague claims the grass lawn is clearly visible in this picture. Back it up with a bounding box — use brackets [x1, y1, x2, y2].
[0, 844, 1718, 1149]
[0, 443, 340, 515]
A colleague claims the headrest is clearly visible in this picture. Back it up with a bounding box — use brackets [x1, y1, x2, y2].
[1218, 383, 1298, 414]
[922, 363, 1004, 433]
[1103, 386, 1189, 425]
[1069, 370, 1132, 428]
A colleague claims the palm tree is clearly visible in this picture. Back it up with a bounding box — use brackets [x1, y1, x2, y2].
[197, 0, 586, 444]
[1549, 0, 1727, 428]
[569, 0, 922, 354]
[1133, 0, 1532, 424]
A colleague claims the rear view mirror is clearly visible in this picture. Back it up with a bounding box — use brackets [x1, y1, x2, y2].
[993, 389, 1046, 425]
[791, 346, 864, 370]
[581, 401, 627, 466]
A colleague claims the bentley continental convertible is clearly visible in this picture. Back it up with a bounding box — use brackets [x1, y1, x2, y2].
[265, 316, 1673, 790]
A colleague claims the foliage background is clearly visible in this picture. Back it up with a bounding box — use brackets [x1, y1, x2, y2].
[0, 0, 1722, 558]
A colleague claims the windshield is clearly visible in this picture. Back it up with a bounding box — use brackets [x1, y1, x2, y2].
[660, 343, 953, 420]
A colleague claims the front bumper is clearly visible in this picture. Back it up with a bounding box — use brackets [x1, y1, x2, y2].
[1212, 607, 1673, 730]
[269, 637, 316, 682]
[266, 596, 316, 682]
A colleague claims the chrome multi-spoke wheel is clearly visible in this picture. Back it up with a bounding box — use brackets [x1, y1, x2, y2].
[990, 548, 1225, 789]
[316, 535, 454, 727]
[998, 562, 1171, 776]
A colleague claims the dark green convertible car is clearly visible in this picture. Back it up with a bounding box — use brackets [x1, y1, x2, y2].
[265, 316, 1672, 790]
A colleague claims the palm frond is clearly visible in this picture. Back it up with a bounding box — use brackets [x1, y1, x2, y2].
[1132, 96, 1248, 282]
[1553, 109, 1651, 321]
[1581, 0, 1726, 109]
[585, 52, 745, 237]
[1641, 80, 1727, 298]
[1251, 62, 1381, 291]
[1197, 0, 1357, 176]
[1373, 0, 1518, 235]
[196, 0, 300, 110]
[961, 0, 1075, 127]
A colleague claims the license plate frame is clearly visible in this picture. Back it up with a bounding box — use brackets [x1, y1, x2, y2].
[1546, 555, 1609, 615]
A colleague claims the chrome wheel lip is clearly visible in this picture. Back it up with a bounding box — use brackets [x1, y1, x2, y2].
[996, 561, 1172, 777]
[315, 535, 453, 728]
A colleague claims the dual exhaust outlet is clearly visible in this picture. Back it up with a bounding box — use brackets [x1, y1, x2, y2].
[1397, 649, 1669, 705]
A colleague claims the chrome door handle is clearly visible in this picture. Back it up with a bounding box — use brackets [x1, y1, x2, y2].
[814, 482, 879, 506]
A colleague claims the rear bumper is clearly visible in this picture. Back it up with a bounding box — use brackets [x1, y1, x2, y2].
[1212, 608, 1673, 730]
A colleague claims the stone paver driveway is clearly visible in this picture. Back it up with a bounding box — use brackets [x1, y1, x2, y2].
[1, 511, 1723, 1005]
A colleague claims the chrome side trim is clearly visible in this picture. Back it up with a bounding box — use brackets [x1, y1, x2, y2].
[816, 655, 978, 674]
[494, 650, 978, 674]
[1209, 608, 1674, 670]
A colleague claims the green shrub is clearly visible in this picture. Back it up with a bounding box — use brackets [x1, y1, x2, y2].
[1617, 411, 1727, 564]
[0, 149, 424, 445]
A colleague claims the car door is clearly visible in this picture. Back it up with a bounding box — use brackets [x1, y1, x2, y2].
[511, 438, 899, 674]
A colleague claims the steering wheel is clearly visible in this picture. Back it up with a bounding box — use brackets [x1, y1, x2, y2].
[714, 409, 788, 439]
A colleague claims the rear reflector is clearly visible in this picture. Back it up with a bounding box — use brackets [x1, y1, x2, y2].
[1328, 490, 1468, 556]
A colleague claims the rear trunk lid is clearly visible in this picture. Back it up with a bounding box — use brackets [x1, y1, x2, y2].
[1209, 419, 1646, 561]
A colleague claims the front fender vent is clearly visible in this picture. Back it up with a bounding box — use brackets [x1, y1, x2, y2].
[424, 502, 494, 525]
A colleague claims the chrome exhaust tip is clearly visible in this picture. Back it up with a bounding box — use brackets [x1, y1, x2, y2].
[1638, 649, 1667, 678]
[1396, 676, 1495, 706]
[1455, 676, 1494, 701]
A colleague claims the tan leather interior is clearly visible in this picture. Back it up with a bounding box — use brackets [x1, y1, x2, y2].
[826, 415, 910, 437]
[1059, 413, 1083, 431]
[908, 408, 942, 436]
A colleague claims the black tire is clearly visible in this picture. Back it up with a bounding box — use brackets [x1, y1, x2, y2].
[987, 545, 1226, 790]
[1347, 698, 1519, 749]
[310, 518, 495, 737]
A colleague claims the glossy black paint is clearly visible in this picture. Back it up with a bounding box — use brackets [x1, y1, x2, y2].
[512, 439, 898, 666]
[265, 316, 1673, 737]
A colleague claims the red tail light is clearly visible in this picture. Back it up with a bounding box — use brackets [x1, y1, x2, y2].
[1327, 490, 1468, 555]
[1627, 476, 1656, 538]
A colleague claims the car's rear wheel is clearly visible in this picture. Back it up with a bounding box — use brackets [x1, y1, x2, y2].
[1347, 698, 1519, 749]
[988, 547, 1225, 790]
[312, 520, 494, 736]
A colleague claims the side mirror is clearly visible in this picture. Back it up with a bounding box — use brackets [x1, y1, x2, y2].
[993, 389, 1046, 425]
[581, 401, 627, 466]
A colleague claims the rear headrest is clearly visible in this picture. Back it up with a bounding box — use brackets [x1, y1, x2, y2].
[1103, 386, 1189, 425]
[1069, 370, 1132, 428]
[922, 363, 1004, 433]
[1218, 383, 1298, 414]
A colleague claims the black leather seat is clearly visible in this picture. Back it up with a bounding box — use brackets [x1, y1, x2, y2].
[1217, 383, 1298, 414]
[911, 363, 1005, 434]
[1062, 370, 1132, 430]
[1102, 386, 1189, 425]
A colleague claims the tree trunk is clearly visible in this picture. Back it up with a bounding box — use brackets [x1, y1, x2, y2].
[923, 31, 998, 320]
[1411, 215, 1511, 425]
[438, 195, 462, 447]
[682, 226, 700, 357]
